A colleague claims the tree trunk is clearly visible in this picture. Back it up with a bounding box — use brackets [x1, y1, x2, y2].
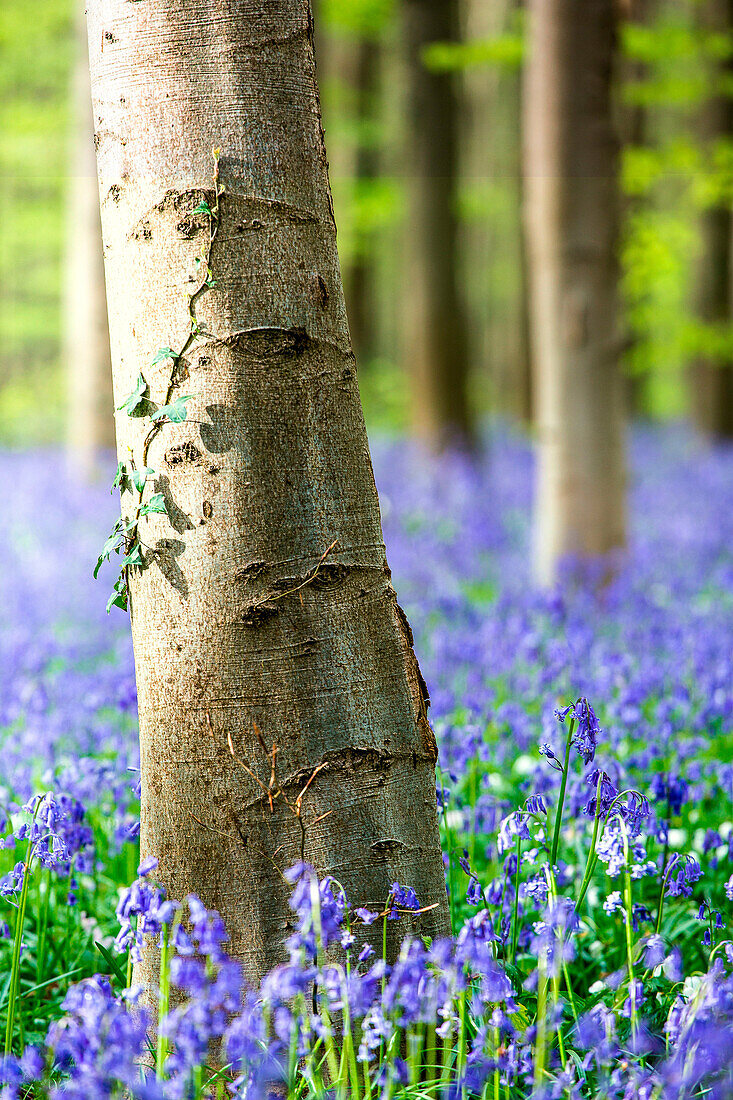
[403, 0, 475, 451]
[65, 11, 115, 480]
[523, 0, 626, 586]
[344, 37, 381, 366]
[87, 0, 449, 991]
[691, 0, 733, 441]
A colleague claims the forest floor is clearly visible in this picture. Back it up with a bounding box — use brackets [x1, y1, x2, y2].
[0, 425, 731, 1096]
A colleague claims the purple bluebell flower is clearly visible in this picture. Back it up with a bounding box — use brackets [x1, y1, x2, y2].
[497, 811, 531, 854]
[584, 770, 619, 818]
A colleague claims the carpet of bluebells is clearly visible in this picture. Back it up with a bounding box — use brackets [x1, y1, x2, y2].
[0, 427, 732, 1099]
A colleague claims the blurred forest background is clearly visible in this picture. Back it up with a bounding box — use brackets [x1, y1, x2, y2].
[1, 0, 732, 448]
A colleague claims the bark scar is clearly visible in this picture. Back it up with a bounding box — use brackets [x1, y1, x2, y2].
[392, 597, 438, 763]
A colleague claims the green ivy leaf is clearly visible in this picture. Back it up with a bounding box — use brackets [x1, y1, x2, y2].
[116, 373, 149, 417]
[151, 347, 176, 366]
[111, 461, 133, 496]
[139, 493, 168, 518]
[121, 541, 143, 569]
[132, 466, 155, 493]
[192, 200, 212, 216]
[106, 576, 128, 614]
[94, 521, 124, 579]
[150, 395, 192, 424]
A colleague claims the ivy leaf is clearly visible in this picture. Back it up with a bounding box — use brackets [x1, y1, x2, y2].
[121, 542, 143, 569]
[151, 347, 176, 366]
[150, 395, 192, 424]
[192, 200, 212, 216]
[132, 466, 155, 493]
[94, 521, 124, 579]
[139, 493, 168, 518]
[116, 373, 149, 417]
[106, 577, 128, 614]
[112, 461, 133, 496]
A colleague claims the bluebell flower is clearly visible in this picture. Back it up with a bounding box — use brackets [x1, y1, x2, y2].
[539, 743, 563, 771]
[572, 698, 600, 764]
[497, 811, 531, 854]
[584, 770, 619, 818]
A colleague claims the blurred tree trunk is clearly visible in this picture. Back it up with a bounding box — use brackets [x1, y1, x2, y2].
[619, 0, 649, 422]
[344, 37, 380, 366]
[87, 0, 449, 991]
[65, 15, 114, 479]
[404, 0, 475, 451]
[516, 155, 534, 425]
[691, 0, 733, 440]
[461, 0, 532, 427]
[523, 0, 626, 586]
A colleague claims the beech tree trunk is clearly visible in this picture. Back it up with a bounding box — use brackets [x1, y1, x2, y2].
[691, 0, 733, 441]
[87, 0, 449, 990]
[523, 0, 626, 586]
[403, 0, 474, 451]
[344, 37, 380, 366]
[65, 14, 115, 479]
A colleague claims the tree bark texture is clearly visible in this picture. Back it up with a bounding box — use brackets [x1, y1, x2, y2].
[87, 0, 449, 990]
[403, 0, 475, 451]
[523, 0, 626, 586]
[691, 0, 733, 440]
[65, 12, 115, 479]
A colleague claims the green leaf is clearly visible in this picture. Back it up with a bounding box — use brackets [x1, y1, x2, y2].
[116, 372, 148, 417]
[94, 521, 124, 579]
[112, 461, 133, 496]
[93, 944, 156, 1059]
[422, 33, 524, 73]
[140, 492, 168, 517]
[150, 395, 192, 424]
[192, 200, 212, 216]
[121, 542, 144, 569]
[106, 578, 128, 614]
[132, 466, 155, 493]
[151, 347, 176, 366]
[94, 941, 128, 987]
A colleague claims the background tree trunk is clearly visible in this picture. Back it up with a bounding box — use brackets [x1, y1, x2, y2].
[344, 37, 381, 366]
[403, 0, 474, 451]
[65, 10, 114, 480]
[87, 0, 449, 990]
[691, 0, 733, 440]
[523, 0, 626, 586]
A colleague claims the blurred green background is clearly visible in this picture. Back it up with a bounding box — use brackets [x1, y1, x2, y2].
[1, 0, 731, 445]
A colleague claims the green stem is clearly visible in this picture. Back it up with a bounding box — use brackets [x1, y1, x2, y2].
[340, 972, 361, 1100]
[655, 854, 679, 936]
[35, 867, 52, 992]
[576, 770, 604, 908]
[550, 719, 575, 867]
[458, 987, 468, 1099]
[533, 956, 548, 1092]
[156, 921, 172, 1079]
[577, 789, 647, 912]
[510, 835, 522, 967]
[4, 804, 41, 1058]
[620, 821, 638, 1046]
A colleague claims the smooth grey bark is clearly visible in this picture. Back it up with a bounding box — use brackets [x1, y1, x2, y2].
[65, 12, 115, 479]
[691, 0, 733, 440]
[523, 0, 626, 586]
[87, 0, 449, 990]
[403, 0, 475, 451]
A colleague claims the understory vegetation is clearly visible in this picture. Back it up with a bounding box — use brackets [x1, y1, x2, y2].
[0, 427, 731, 1097]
